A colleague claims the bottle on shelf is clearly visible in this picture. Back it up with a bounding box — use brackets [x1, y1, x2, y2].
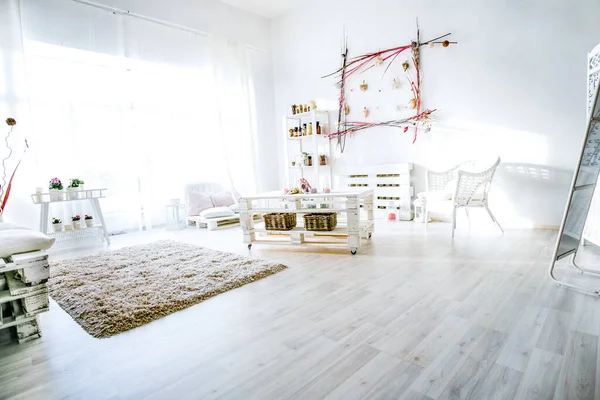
[316, 121, 321, 135]
[302, 124, 307, 136]
[308, 122, 313, 135]
[289, 128, 294, 137]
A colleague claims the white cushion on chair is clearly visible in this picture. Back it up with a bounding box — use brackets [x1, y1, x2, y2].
[199, 207, 235, 219]
[423, 190, 451, 202]
[187, 192, 214, 216]
[0, 229, 55, 258]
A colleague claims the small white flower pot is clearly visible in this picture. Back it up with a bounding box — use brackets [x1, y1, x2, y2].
[49, 188, 64, 201]
[52, 223, 63, 232]
[67, 188, 78, 200]
[73, 221, 82, 230]
[85, 219, 94, 228]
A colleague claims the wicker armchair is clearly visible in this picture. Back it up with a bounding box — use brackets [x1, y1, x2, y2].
[423, 157, 503, 237]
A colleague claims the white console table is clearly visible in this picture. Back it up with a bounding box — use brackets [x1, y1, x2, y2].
[239, 189, 374, 254]
[31, 188, 110, 245]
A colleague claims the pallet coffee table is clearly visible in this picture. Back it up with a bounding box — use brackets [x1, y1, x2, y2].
[239, 189, 374, 254]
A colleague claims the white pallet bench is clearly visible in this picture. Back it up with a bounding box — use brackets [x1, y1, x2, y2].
[0, 251, 50, 344]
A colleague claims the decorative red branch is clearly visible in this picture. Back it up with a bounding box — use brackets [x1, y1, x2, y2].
[322, 21, 456, 148]
[329, 109, 436, 138]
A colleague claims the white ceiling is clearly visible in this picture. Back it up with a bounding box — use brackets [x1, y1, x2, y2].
[220, 0, 298, 18]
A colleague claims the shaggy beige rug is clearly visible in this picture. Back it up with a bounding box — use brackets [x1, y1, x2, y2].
[49, 240, 286, 338]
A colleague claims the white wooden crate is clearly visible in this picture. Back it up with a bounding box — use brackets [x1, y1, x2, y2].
[16, 317, 41, 344]
[334, 163, 414, 220]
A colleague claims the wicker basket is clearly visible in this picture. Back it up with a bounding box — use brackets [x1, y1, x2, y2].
[303, 213, 337, 231]
[264, 213, 297, 230]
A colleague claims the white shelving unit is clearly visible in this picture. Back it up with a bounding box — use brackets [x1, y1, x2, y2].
[283, 110, 333, 191]
[31, 188, 110, 245]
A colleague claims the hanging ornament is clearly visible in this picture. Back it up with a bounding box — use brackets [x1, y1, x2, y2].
[428, 42, 434, 48]
[344, 104, 351, 116]
[363, 107, 370, 118]
[402, 61, 410, 71]
[360, 80, 369, 92]
[392, 78, 401, 90]
[375, 56, 384, 66]
[442, 40, 450, 48]
[409, 98, 417, 109]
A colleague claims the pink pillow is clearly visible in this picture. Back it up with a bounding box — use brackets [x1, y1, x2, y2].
[211, 191, 235, 207]
[187, 192, 214, 216]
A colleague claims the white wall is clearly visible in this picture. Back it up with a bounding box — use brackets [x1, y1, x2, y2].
[271, 0, 600, 228]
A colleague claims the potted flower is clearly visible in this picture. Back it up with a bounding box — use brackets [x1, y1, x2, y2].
[51, 217, 63, 232]
[68, 178, 85, 199]
[72, 215, 82, 229]
[84, 214, 93, 228]
[48, 178, 64, 201]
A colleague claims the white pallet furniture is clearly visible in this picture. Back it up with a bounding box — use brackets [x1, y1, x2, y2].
[31, 188, 110, 245]
[0, 251, 50, 344]
[283, 110, 333, 190]
[334, 164, 414, 220]
[239, 189, 374, 254]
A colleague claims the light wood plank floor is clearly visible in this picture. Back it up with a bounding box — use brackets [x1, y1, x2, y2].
[1, 221, 599, 399]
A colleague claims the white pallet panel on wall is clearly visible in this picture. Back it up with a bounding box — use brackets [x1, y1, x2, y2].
[333, 164, 414, 220]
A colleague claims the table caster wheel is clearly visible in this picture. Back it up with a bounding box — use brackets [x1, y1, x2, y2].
[368, 233, 372, 239]
[350, 248, 357, 255]
[248, 244, 252, 250]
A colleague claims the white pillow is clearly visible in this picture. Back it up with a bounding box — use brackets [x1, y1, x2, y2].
[187, 192, 214, 216]
[0, 229, 56, 258]
[199, 207, 235, 219]
[0, 223, 30, 231]
[444, 180, 457, 199]
[229, 203, 240, 214]
[211, 191, 236, 207]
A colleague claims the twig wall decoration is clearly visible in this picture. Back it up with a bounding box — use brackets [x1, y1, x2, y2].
[323, 19, 456, 151]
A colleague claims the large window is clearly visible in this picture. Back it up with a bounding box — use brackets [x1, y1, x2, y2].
[20, 0, 258, 231]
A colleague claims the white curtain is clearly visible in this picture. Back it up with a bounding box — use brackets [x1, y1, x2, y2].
[11, 0, 260, 232]
[210, 37, 259, 197]
[0, 0, 37, 228]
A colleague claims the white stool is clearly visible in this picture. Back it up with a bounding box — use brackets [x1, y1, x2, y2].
[165, 204, 186, 230]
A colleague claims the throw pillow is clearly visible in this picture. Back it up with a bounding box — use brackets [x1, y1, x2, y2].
[444, 180, 457, 199]
[0, 229, 56, 258]
[0, 223, 30, 231]
[187, 192, 214, 216]
[199, 207, 235, 219]
[211, 191, 236, 207]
